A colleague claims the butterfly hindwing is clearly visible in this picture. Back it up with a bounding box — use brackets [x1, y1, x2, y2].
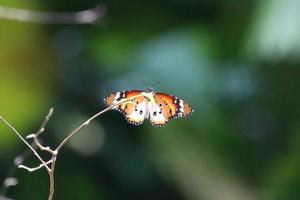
[123, 95, 149, 125]
[148, 100, 171, 127]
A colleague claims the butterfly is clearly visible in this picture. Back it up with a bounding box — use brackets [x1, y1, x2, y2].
[103, 86, 194, 127]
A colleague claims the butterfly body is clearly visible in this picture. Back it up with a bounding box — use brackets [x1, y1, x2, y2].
[104, 90, 194, 127]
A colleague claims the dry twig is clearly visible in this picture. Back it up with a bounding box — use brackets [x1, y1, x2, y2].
[0, 108, 54, 199]
[0, 4, 107, 24]
[0, 95, 141, 200]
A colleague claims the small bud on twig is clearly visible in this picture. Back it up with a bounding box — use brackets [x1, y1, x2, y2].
[26, 134, 35, 139]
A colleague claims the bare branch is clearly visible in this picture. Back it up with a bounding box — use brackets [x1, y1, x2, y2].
[0, 108, 55, 199]
[0, 4, 107, 24]
[33, 138, 55, 155]
[26, 108, 56, 155]
[36, 108, 54, 137]
[0, 116, 50, 172]
[1, 93, 143, 200]
[48, 157, 56, 200]
[18, 160, 53, 172]
[48, 95, 142, 200]
[27, 134, 56, 155]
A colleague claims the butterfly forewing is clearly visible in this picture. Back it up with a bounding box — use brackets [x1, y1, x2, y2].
[154, 92, 194, 118]
[104, 90, 142, 106]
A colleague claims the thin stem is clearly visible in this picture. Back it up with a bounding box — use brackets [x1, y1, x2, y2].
[48, 155, 56, 200]
[47, 104, 119, 200]
[30, 108, 56, 155]
[48, 95, 141, 200]
[0, 116, 51, 172]
[0, 4, 107, 24]
[55, 105, 112, 152]
[36, 108, 54, 137]
[33, 137, 55, 154]
[55, 97, 139, 152]
[18, 160, 53, 172]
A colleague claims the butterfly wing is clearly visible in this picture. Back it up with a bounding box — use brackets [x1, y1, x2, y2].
[104, 90, 149, 125]
[149, 92, 194, 126]
[148, 100, 171, 127]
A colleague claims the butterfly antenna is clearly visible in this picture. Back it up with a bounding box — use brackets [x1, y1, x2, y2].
[150, 81, 160, 88]
[139, 80, 160, 92]
[139, 80, 149, 87]
[147, 81, 160, 92]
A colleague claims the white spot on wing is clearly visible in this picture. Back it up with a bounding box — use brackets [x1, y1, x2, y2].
[179, 100, 184, 112]
[149, 101, 168, 125]
[113, 92, 121, 104]
[126, 99, 149, 124]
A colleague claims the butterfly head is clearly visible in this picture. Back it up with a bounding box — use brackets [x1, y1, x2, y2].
[140, 80, 160, 93]
[147, 86, 154, 93]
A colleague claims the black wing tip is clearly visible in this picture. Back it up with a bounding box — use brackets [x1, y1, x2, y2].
[185, 106, 195, 116]
[103, 97, 108, 104]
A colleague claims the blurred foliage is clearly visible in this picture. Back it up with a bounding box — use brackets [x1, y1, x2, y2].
[1, 0, 300, 200]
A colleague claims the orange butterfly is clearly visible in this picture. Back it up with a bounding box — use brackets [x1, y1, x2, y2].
[103, 85, 194, 127]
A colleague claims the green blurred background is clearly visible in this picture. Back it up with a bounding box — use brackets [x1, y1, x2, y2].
[1, 0, 300, 199]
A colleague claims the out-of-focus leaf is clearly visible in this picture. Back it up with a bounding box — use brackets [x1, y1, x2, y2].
[244, 0, 300, 61]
